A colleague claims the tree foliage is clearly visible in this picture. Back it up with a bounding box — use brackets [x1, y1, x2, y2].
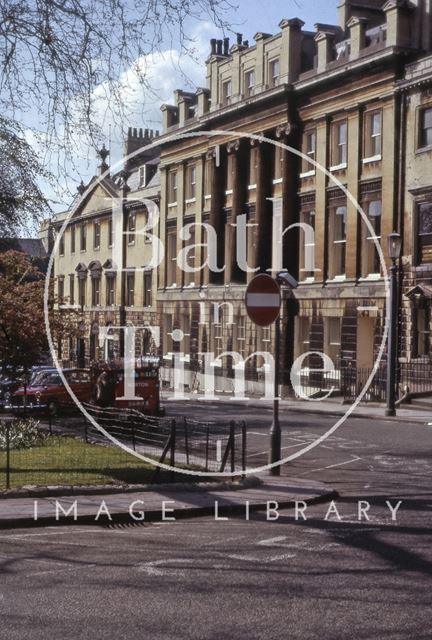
[0, 250, 76, 374]
[0, 117, 49, 236]
[0, 0, 233, 232]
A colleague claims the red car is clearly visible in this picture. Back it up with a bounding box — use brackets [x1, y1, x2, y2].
[10, 368, 94, 416]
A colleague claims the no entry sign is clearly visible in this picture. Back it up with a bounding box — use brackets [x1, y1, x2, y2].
[245, 274, 281, 327]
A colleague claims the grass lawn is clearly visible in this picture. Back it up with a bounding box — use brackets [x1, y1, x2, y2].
[0, 436, 180, 490]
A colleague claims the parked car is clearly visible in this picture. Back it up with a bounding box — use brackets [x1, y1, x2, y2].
[10, 369, 94, 417]
[0, 374, 21, 412]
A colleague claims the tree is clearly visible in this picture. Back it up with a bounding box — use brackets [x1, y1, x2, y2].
[0, 250, 76, 376]
[0, 0, 234, 215]
[0, 117, 49, 236]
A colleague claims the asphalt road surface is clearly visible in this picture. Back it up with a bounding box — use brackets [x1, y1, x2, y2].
[1, 504, 432, 640]
[2, 401, 432, 638]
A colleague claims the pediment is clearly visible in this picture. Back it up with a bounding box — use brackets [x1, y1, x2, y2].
[71, 178, 119, 220]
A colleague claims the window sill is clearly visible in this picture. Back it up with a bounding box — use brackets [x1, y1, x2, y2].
[300, 277, 315, 284]
[299, 170, 315, 179]
[225, 189, 233, 196]
[362, 155, 382, 164]
[329, 163, 347, 172]
[168, 202, 178, 208]
[204, 194, 211, 200]
[248, 184, 257, 191]
[416, 145, 432, 156]
[185, 198, 196, 204]
[273, 178, 283, 185]
[358, 274, 382, 281]
[327, 275, 346, 283]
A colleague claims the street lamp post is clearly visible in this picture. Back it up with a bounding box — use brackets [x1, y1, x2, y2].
[386, 232, 402, 417]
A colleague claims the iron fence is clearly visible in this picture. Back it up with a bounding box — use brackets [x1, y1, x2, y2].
[0, 408, 247, 491]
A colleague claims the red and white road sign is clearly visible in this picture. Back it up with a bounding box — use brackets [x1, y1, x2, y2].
[245, 274, 281, 327]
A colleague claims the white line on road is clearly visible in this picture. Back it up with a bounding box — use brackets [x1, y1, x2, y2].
[29, 564, 97, 577]
[247, 442, 307, 458]
[297, 455, 362, 475]
[138, 558, 194, 577]
[257, 536, 287, 546]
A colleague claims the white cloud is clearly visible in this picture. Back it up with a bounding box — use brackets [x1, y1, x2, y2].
[38, 21, 214, 213]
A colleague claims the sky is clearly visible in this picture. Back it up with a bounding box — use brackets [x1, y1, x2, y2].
[40, 0, 340, 216]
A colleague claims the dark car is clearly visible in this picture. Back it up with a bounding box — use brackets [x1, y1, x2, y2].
[0, 375, 21, 411]
[10, 368, 94, 417]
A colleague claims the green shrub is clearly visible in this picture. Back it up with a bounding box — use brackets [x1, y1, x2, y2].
[0, 418, 48, 451]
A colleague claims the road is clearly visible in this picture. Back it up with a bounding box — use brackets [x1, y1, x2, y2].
[1, 504, 432, 640]
[164, 399, 432, 498]
[2, 401, 432, 638]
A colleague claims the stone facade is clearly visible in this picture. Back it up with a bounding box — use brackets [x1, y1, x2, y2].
[51, 0, 432, 400]
[52, 129, 161, 367]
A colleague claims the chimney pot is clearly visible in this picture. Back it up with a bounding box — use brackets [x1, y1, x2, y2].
[139, 128, 143, 137]
[216, 39, 223, 55]
[133, 128, 137, 137]
[236, 32, 242, 45]
[210, 38, 217, 55]
[223, 37, 230, 55]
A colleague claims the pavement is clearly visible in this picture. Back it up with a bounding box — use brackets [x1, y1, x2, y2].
[160, 391, 432, 423]
[0, 475, 337, 529]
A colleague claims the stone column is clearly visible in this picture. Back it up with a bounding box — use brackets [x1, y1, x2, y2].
[208, 146, 226, 285]
[276, 122, 300, 278]
[250, 133, 273, 281]
[225, 139, 248, 284]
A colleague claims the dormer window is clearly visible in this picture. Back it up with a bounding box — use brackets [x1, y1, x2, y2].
[139, 165, 146, 187]
[269, 58, 280, 87]
[244, 69, 255, 97]
[222, 80, 232, 106]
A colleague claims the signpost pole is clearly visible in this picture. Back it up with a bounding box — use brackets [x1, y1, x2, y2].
[269, 314, 281, 476]
[245, 271, 297, 478]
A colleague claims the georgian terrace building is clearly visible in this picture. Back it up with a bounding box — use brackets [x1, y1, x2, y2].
[52, 128, 161, 367]
[155, 0, 432, 397]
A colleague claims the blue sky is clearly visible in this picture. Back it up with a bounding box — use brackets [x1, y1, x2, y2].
[41, 0, 341, 214]
[225, 0, 338, 35]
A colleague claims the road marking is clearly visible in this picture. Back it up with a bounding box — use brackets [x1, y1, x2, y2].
[257, 536, 287, 546]
[29, 564, 97, 577]
[297, 455, 361, 475]
[224, 552, 296, 563]
[138, 558, 194, 577]
[247, 442, 307, 458]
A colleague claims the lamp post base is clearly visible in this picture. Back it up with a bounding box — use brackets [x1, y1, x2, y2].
[385, 408, 396, 417]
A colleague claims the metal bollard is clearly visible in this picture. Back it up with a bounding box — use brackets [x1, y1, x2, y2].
[5, 420, 11, 490]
